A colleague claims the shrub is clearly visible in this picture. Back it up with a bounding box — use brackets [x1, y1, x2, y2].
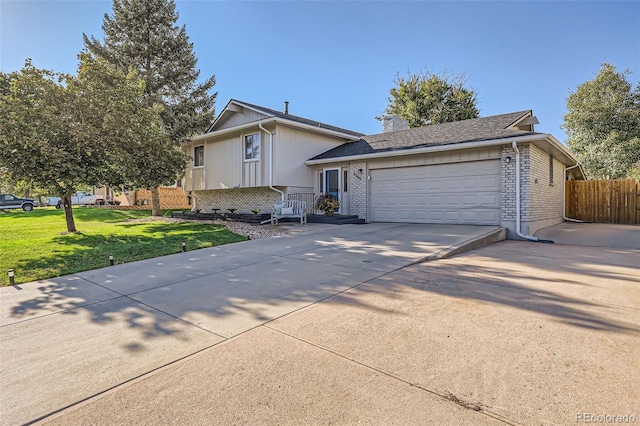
[315, 193, 340, 214]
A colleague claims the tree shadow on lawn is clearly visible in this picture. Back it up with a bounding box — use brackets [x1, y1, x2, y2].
[5, 222, 246, 284]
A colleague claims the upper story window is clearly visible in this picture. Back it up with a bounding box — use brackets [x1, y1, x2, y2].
[194, 145, 204, 167]
[244, 133, 260, 161]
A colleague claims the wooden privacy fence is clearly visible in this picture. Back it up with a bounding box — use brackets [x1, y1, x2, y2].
[565, 179, 640, 224]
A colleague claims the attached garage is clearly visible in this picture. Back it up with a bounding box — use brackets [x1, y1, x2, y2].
[369, 159, 501, 225]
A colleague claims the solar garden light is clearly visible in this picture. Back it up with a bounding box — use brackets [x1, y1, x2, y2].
[109, 254, 114, 266]
[8, 269, 15, 285]
[182, 241, 186, 252]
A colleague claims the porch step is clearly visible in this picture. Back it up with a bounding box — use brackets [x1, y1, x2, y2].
[307, 214, 366, 225]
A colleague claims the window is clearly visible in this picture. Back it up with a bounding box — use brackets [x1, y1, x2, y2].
[194, 145, 204, 167]
[244, 133, 260, 161]
[319, 171, 324, 192]
[549, 154, 554, 185]
[343, 170, 348, 192]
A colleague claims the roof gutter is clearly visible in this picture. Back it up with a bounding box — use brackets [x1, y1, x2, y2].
[305, 133, 559, 165]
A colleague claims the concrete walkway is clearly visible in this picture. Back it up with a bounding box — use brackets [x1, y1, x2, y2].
[1, 223, 503, 425]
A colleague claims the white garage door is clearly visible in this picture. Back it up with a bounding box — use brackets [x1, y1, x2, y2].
[370, 160, 501, 225]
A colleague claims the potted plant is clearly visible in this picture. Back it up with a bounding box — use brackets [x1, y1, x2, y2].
[315, 193, 340, 216]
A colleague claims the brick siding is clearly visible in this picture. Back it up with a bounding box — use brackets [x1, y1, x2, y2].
[501, 144, 530, 222]
[528, 144, 565, 232]
[348, 160, 368, 219]
[502, 143, 566, 236]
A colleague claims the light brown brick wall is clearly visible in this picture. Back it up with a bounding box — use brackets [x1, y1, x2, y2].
[193, 187, 288, 214]
[502, 143, 566, 237]
[501, 144, 531, 222]
[348, 160, 368, 219]
[528, 144, 565, 232]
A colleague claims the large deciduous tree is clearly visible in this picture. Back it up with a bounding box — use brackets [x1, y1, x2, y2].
[0, 56, 170, 232]
[84, 0, 217, 215]
[379, 69, 479, 128]
[563, 63, 640, 179]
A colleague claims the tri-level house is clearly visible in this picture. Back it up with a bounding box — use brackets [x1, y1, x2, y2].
[182, 99, 584, 238]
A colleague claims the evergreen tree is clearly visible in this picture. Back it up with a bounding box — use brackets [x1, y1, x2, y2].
[84, 0, 216, 215]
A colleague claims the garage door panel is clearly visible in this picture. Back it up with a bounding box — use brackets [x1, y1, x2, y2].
[370, 160, 501, 225]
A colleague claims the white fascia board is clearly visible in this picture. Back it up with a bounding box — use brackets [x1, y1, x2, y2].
[190, 117, 361, 143]
[281, 120, 363, 140]
[206, 100, 275, 132]
[190, 118, 277, 142]
[540, 134, 580, 164]
[305, 133, 547, 165]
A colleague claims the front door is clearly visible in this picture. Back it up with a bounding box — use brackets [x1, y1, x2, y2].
[324, 168, 341, 214]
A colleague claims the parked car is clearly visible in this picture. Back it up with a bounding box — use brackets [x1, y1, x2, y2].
[0, 194, 37, 211]
[46, 191, 105, 208]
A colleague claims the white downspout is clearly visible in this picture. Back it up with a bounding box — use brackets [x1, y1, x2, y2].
[512, 141, 539, 241]
[259, 123, 284, 201]
[562, 164, 583, 222]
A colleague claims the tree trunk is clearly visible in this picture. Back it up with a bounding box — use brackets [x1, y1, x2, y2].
[63, 193, 77, 232]
[150, 186, 162, 216]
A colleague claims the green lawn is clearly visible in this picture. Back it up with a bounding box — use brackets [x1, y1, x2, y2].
[0, 207, 247, 286]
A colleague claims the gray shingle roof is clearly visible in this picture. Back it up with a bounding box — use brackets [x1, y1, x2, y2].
[210, 99, 364, 138]
[309, 111, 539, 161]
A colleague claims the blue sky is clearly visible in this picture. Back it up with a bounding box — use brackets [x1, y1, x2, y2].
[1, 1, 639, 142]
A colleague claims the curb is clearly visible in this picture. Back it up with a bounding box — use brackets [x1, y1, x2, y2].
[417, 227, 507, 263]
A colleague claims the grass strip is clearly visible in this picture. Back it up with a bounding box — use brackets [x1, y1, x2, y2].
[0, 207, 247, 286]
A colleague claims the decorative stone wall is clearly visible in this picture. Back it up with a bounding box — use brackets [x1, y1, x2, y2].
[193, 187, 286, 214]
[348, 160, 368, 219]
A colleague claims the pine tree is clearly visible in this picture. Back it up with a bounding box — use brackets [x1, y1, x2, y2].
[84, 0, 216, 215]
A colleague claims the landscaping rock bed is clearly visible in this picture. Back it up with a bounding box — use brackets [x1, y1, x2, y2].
[124, 216, 286, 240]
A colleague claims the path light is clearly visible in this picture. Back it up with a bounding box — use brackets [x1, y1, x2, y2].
[182, 241, 186, 252]
[8, 269, 15, 285]
[109, 254, 114, 266]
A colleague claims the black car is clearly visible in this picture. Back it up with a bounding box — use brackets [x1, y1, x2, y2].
[0, 194, 36, 211]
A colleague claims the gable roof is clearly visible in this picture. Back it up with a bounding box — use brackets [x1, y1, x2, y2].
[309, 111, 537, 161]
[206, 99, 364, 138]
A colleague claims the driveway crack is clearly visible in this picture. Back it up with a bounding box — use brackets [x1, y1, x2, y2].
[265, 325, 520, 425]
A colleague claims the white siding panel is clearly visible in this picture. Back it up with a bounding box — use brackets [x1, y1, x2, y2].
[216, 110, 269, 130]
[370, 160, 501, 225]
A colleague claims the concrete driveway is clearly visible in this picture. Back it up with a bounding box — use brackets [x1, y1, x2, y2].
[24, 238, 639, 426]
[534, 222, 640, 249]
[1, 223, 503, 425]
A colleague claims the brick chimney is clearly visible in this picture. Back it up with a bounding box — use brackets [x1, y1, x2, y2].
[383, 115, 409, 133]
